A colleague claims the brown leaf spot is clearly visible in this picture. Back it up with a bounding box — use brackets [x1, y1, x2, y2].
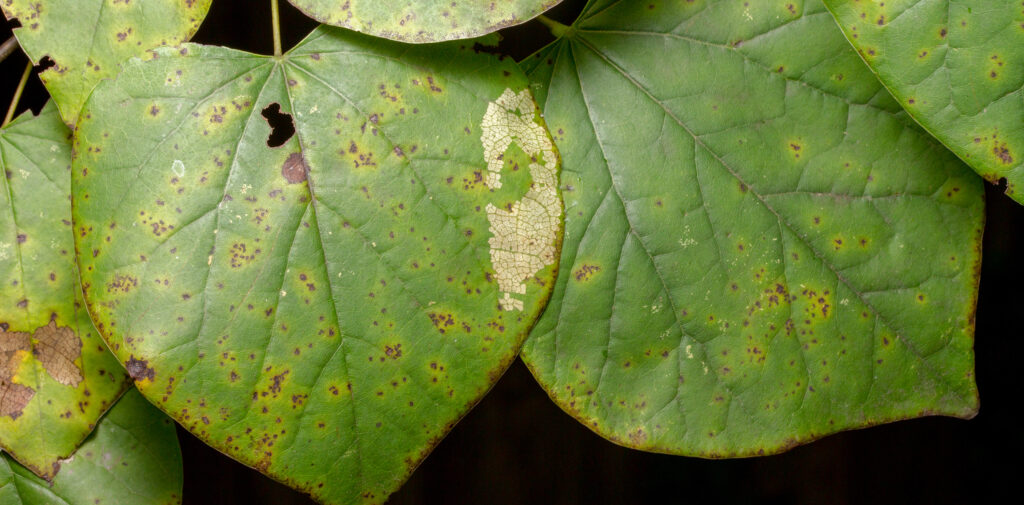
[993, 142, 1013, 164]
[0, 329, 34, 419]
[281, 153, 308, 184]
[33, 321, 84, 387]
[125, 355, 155, 382]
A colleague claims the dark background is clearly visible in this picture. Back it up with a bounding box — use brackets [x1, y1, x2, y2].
[3, 1, 1020, 503]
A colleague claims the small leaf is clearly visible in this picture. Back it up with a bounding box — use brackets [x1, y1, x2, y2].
[1, 0, 212, 126]
[823, 0, 1024, 203]
[288, 0, 563, 42]
[0, 103, 130, 479]
[521, 0, 983, 456]
[0, 388, 183, 505]
[73, 27, 561, 504]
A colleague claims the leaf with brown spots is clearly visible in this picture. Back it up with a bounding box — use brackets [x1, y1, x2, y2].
[0, 103, 131, 479]
[824, 0, 1024, 203]
[73, 27, 561, 505]
[522, 0, 983, 457]
[0, 389, 184, 505]
[288, 0, 562, 42]
[0, 0, 212, 126]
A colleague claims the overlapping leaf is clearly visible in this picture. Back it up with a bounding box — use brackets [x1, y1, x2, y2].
[521, 0, 983, 456]
[0, 389, 183, 505]
[823, 0, 1024, 203]
[288, 0, 562, 42]
[1, 0, 211, 126]
[73, 27, 561, 504]
[0, 103, 130, 479]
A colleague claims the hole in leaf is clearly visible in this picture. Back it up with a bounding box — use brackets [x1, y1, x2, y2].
[35, 56, 56, 73]
[261, 103, 295, 148]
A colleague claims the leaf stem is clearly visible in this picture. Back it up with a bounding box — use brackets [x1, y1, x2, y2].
[271, 0, 282, 57]
[2, 62, 32, 128]
[0, 37, 18, 65]
[536, 15, 574, 38]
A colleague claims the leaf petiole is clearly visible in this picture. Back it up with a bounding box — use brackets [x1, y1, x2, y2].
[536, 15, 574, 39]
[0, 37, 18, 64]
[2, 61, 32, 128]
[271, 0, 282, 57]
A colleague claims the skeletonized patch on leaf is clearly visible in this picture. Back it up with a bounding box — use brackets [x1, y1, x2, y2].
[481, 88, 561, 312]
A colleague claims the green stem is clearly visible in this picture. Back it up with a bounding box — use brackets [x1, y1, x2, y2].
[271, 0, 282, 57]
[536, 15, 573, 38]
[0, 37, 18, 65]
[2, 62, 32, 128]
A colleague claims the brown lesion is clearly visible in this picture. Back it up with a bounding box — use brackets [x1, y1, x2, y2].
[0, 329, 34, 420]
[1, 320, 85, 419]
[993, 141, 1013, 165]
[125, 355, 155, 382]
[281, 152, 308, 184]
[33, 321, 84, 387]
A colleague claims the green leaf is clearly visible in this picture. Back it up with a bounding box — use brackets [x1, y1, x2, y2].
[822, 0, 1024, 203]
[0, 103, 130, 479]
[287, 0, 562, 42]
[0, 388, 183, 505]
[72, 27, 562, 504]
[520, 0, 983, 456]
[1, 0, 212, 126]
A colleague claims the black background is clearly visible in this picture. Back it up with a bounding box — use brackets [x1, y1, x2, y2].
[2, 1, 1020, 503]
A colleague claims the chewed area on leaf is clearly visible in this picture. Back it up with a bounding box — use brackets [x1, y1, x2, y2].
[481, 89, 562, 311]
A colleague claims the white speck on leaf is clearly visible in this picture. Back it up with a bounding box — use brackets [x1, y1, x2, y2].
[171, 159, 185, 177]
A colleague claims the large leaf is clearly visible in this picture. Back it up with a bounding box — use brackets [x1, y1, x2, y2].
[72, 28, 562, 504]
[0, 103, 130, 479]
[0, 388, 183, 505]
[823, 0, 1024, 203]
[1, 0, 212, 126]
[288, 0, 562, 42]
[520, 0, 983, 457]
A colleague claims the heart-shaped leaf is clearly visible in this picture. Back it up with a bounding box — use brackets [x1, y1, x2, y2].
[287, 0, 562, 42]
[1, 0, 212, 126]
[0, 103, 130, 479]
[520, 0, 983, 456]
[73, 28, 561, 504]
[823, 0, 1024, 203]
[0, 388, 183, 505]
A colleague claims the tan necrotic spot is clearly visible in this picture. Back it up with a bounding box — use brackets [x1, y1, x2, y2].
[34, 321, 85, 388]
[1, 330, 34, 419]
[480, 88, 561, 312]
[1, 321, 85, 418]
[281, 152, 309, 184]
